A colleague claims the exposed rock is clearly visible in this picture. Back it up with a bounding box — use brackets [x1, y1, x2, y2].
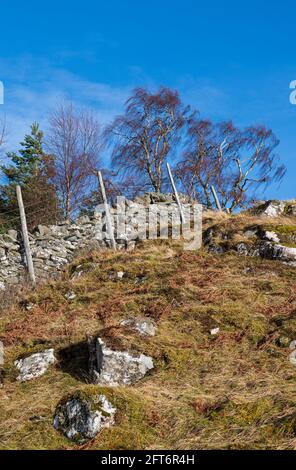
[252, 200, 296, 218]
[263, 231, 280, 243]
[254, 200, 286, 217]
[15, 349, 56, 382]
[29, 415, 44, 423]
[290, 340, 296, 350]
[53, 393, 116, 442]
[64, 291, 77, 301]
[91, 338, 154, 386]
[289, 350, 296, 366]
[236, 243, 250, 256]
[121, 317, 157, 336]
[126, 241, 136, 251]
[258, 242, 296, 264]
[243, 228, 258, 239]
[207, 244, 226, 255]
[37, 225, 51, 237]
[134, 192, 190, 205]
[117, 271, 125, 280]
[210, 327, 220, 336]
[203, 217, 296, 266]
[24, 302, 36, 311]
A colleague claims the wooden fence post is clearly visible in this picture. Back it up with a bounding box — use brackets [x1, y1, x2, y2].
[166, 163, 186, 224]
[16, 185, 36, 285]
[210, 185, 223, 212]
[97, 171, 117, 250]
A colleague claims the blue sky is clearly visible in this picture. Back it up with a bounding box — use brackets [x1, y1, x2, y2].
[0, 0, 296, 198]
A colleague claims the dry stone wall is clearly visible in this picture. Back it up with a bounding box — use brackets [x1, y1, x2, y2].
[0, 193, 192, 289]
[0, 214, 115, 288]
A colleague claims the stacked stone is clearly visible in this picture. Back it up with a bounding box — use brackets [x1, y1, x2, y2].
[0, 213, 127, 287]
[0, 230, 25, 288]
[0, 193, 190, 288]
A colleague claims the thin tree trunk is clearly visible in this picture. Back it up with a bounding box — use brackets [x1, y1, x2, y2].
[65, 193, 71, 224]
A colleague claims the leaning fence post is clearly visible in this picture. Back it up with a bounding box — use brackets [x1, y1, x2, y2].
[16, 185, 36, 285]
[97, 171, 117, 250]
[166, 163, 186, 224]
[210, 185, 223, 212]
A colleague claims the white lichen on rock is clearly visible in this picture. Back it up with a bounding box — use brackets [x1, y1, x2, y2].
[53, 393, 116, 442]
[263, 231, 280, 243]
[93, 338, 154, 386]
[15, 349, 56, 382]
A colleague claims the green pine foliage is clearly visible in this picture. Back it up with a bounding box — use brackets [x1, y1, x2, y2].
[0, 123, 61, 232]
[2, 122, 44, 185]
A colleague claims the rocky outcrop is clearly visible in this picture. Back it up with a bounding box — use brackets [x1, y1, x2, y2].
[251, 200, 296, 218]
[120, 317, 157, 336]
[15, 349, 56, 382]
[90, 338, 154, 386]
[204, 220, 296, 266]
[258, 242, 296, 265]
[53, 393, 116, 442]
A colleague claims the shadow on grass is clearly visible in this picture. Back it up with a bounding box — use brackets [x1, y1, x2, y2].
[57, 340, 91, 383]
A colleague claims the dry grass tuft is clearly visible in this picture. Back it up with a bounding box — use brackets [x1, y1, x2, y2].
[1, 215, 296, 449]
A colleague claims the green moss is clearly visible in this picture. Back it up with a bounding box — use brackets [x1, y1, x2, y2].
[228, 398, 274, 426]
[262, 224, 296, 235]
[248, 317, 269, 344]
[57, 387, 111, 417]
[215, 398, 296, 439]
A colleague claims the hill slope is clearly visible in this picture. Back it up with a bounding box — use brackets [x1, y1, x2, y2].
[1, 217, 296, 450]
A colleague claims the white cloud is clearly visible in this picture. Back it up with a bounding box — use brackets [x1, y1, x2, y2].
[0, 57, 231, 154]
[0, 57, 131, 151]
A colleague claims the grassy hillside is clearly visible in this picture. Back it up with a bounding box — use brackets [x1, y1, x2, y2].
[1, 214, 296, 450]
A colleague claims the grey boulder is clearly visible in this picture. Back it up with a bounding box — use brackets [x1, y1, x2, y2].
[92, 338, 154, 386]
[15, 348, 56, 382]
[259, 242, 296, 264]
[53, 394, 116, 442]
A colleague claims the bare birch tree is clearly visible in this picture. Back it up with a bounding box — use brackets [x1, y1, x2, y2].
[106, 87, 192, 194]
[47, 104, 103, 222]
[176, 117, 286, 211]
